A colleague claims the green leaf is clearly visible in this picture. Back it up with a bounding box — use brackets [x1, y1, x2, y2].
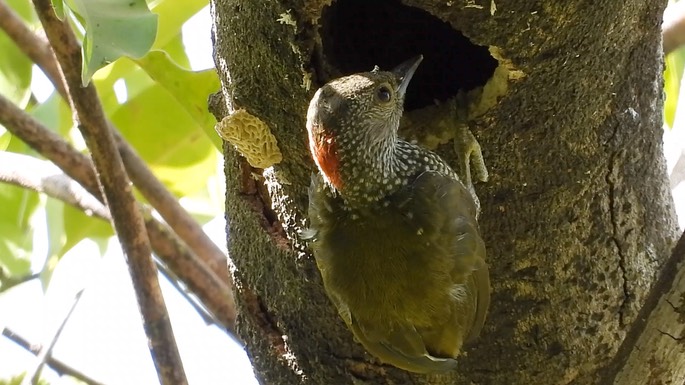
[5, 128, 31, 155]
[135, 50, 221, 150]
[93, 58, 152, 112]
[0, 129, 11, 151]
[0, 372, 50, 385]
[161, 32, 191, 70]
[664, 49, 685, 129]
[62, 202, 113, 257]
[28, 92, 72, 136]
[0, 184, 39, 279]
[63, 0, 158, 85]
[51, 0, 65, 19]
[0, 0, 36, 107]
[151, 0, 208, 50]
[89, 0, 207, 110]
[39, 198, 66, 290]
[111, 83, 217, 196]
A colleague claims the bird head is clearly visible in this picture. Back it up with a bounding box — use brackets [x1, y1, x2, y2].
[306, 56, 423, 191]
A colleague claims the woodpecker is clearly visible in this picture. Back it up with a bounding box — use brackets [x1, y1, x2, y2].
[304, 56, 490, 373]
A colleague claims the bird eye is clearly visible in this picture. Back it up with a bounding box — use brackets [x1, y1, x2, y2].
[376, 85, 392, 103]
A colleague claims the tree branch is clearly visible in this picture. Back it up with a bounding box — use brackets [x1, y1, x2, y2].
[0, 272, 40, 293]
[0, 93, 236, 332]
[144, 212, 236, 331]
[670, 149, 685, 190]
[663, 2, 685, 55]
[0, 152, 233, 331]
[2, 327, 105, 385]
[21, 290, 84, 385]
[0, 152, 109, 219]
[114, 130, 231, 285]
[32, 1, 188, 382]
[0, 0, 66, 97]
[601, 230, 685, 383]
[155, 257, 219, 326]
[0, 0, 230, 288]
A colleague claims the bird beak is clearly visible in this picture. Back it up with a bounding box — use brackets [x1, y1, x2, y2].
[394, 55, 423, 98]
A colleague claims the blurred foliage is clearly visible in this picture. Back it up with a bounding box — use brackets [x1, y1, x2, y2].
[665, 44, 685, 129]
[58, 0, 158, 85]
[0, 373, 50, 385]
[665, 0, 685, 129]
[0, 0, 36, 108]
[0, 0, 220, 294]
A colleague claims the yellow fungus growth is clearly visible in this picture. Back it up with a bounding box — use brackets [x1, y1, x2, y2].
[215, 109, 283, 168]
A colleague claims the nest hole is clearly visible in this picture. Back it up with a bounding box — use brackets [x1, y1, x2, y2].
[320, 0, 498, 111]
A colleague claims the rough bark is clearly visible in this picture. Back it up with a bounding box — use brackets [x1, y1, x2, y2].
[210, 0, 679, 384]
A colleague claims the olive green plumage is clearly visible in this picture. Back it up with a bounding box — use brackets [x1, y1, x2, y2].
[305, 56, 489, 373]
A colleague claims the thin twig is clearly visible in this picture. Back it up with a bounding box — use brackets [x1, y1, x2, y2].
[0, 0, 230, 286]
[155, 257, 218, 325]
[33, 2, 187, 383]
[0, 91, 236, 330]
[21, 290, 84, 385]
[0, 272, 40, 293]
[3, 327, 105, 385]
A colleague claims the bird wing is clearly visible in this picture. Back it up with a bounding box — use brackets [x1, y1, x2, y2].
[306, 171, 489, 373]
[390, 171, 490, 352]
[350, 317, 459, 373]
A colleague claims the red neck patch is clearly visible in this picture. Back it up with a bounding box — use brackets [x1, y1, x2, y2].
[309, 126, 343, 190]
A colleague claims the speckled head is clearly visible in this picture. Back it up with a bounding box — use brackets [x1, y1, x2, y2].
[306, 56, 423, 193]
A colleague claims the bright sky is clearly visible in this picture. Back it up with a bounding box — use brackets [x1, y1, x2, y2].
[0, 6, 258, 385]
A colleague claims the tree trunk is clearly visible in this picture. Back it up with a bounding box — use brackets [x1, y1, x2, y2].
[209, 0, 680, 384]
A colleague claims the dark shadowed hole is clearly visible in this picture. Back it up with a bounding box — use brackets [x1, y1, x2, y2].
[320, 0, 498, 110]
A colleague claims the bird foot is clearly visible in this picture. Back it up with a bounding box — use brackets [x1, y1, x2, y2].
[454, 127, 488, 187]
[454, 127, 488, 213]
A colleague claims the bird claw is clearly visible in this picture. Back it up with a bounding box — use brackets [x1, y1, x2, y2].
[454, 127, 488, 214]
[454, 127, 488, 186]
